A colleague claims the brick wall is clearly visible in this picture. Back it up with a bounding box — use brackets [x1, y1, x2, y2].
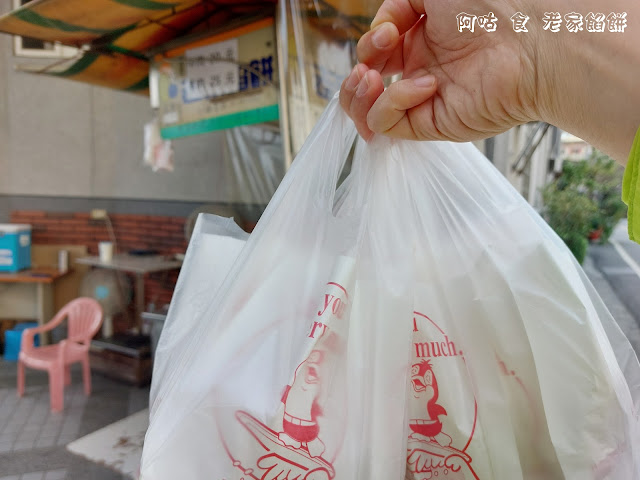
[10, 210, 187, 315]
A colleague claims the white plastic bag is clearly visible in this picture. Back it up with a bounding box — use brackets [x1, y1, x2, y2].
[149, 213, 248, 411]
[141, 96, 640, 480]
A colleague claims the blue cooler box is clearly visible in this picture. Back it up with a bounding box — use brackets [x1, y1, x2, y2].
[0, 224, 31, 272]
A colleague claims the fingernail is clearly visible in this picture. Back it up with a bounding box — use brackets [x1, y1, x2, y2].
[356, 73, 370, 97]
[345, 66, 361, 90]
[372, 23, 393, 48]
[413, 75, 435, 88]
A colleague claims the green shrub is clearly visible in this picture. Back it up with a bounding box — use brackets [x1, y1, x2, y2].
[542, 184, 598, 262]
[579, 152, 627, 242]
[562, 232, 589, 264]
[541, 150, 626, 262]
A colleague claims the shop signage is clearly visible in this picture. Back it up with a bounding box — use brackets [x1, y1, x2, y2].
[153, 19, 279, 139]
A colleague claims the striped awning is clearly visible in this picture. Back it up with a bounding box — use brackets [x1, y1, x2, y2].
[0, 0, 377, 93]
[0, 0, 277, 93]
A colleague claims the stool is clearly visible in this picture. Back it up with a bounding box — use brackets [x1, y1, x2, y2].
[3, 323, 40, 362]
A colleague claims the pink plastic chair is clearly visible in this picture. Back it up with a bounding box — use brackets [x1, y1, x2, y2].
[17, 297, 103, 412]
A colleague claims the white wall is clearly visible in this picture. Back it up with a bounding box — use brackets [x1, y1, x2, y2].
[491, 128, 523, 190]
[490, 123, 559, 210]
[0, 0, 248, 204]
[0, 14, 9, 198]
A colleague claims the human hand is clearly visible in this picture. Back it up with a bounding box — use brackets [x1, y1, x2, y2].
[340, 0, 543, 142]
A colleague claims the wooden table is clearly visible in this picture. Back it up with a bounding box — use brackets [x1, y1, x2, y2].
[75, 255, 182, 331]
[0, 268, 72, 344]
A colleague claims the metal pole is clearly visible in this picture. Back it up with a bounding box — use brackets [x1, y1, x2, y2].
[276, 0, 293, 170]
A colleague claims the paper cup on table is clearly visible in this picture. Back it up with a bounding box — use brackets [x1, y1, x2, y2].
[58, 249, 69, 272]
[99, 242, 114, 262]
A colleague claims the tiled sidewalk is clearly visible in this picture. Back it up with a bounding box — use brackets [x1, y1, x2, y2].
[0, 385, 87, 454]
[0, 361, 149, 479]
[0, 470, 65, 480]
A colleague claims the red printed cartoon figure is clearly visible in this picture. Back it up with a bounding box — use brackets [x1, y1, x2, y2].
[278, 349, 326, 458]
[409, 360, 452, 448]
[223, 337, 338, 480]
[222, 274, 352, 480]
[407, 312, 480, 480]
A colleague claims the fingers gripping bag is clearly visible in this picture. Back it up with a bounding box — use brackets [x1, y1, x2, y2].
[140, 95, 640, 480]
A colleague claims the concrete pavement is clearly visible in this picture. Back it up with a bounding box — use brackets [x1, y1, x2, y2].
[0, 362, 148, 480]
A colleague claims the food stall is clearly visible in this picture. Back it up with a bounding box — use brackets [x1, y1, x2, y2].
[0, 0, 382, 163]
[0, 0, 382, 376]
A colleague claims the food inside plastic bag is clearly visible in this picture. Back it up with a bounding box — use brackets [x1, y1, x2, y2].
[141, 96, 640, 480]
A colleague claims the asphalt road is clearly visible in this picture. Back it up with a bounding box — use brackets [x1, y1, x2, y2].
[588, 220, 640, 356]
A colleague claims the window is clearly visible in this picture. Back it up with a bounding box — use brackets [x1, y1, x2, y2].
[12, 0, 78, 58]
